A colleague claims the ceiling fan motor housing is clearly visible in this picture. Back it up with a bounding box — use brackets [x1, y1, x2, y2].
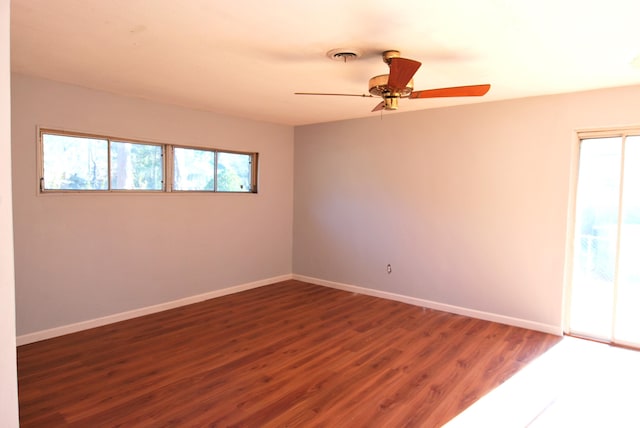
[368, 75, 414, 98]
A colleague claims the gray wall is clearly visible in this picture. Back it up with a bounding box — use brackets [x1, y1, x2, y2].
[11, 74, 294, 336]
[294, 85, 640, 331]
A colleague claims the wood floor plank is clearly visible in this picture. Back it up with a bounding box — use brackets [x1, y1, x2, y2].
[17, 280, 561, 427]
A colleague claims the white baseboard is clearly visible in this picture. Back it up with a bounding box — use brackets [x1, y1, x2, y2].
[293, 274, 563, 336]
[16, 274, 293, 346]
[17, 273, 561, 346]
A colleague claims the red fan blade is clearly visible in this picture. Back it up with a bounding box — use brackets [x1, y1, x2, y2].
[387, 58, 421, 92]
[295, 92, 374, 97]
[371, 101, 385, 112]
[409, 84, 490, 99]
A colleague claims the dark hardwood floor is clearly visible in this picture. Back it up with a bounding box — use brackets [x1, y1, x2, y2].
[17, 280, 561, 427]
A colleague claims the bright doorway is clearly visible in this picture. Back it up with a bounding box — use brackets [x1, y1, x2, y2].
[568, 131, 640, 348]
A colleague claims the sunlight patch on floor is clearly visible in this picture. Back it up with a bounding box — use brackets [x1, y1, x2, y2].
[445, 336, 640, 427]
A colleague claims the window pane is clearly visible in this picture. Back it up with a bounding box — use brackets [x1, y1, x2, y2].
[173, 147, 215, 191]
[615, 135, 640, 344]
[570, 137, 622, 340]
[42, 133, 108, 190]
[110, 141, 163, 190]
[217, 152, 252, 192]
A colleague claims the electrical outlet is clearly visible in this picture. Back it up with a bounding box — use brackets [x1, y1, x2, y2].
[386, 264, 392, 274]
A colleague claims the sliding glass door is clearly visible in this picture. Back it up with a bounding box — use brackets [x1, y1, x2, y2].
[568, 132, 640, 348]
[614, 136, 640, 345]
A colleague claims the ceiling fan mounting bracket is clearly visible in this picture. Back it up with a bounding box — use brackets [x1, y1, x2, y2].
[382, 50, 401, 65]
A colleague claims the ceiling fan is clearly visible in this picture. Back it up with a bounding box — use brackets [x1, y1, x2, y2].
[295, 50, 490, 112]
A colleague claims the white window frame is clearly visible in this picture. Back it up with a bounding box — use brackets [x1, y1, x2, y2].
[564, 126, 640, 340]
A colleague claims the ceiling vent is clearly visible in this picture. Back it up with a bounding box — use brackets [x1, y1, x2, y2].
[326, 48, 361, 62]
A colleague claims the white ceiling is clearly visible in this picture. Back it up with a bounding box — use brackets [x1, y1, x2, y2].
[10, 0, 640, 126]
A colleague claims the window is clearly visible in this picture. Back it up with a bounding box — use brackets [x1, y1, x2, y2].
[111, 141, 163, 190]
[172, 147, 254, 192]
[217, 151, 253, 192]
[38, 129, 258, 193]
[41, 131, 164, 191]
[173, 147, 215, 191]
[42, 133, 109, 190]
